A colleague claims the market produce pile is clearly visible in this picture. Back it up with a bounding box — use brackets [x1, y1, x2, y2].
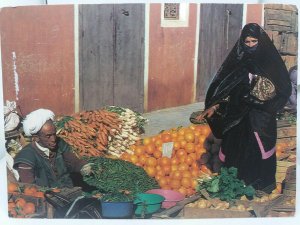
[5, 104, 297, 219]
[83, 156, 159, 198]
[119, 124, 213, 197]
[196, 167, 255, 202]
[56, 106, 148, 157]
[7, 182, 51, 218]
[105, 106, 148, 156]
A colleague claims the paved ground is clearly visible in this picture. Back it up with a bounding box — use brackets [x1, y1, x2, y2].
[141, 102, 205, 137]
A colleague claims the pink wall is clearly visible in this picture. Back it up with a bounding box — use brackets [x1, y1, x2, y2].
[0, 5, 75, 116]
[246, 4, 263, 25]
[147, 4, 197, 111]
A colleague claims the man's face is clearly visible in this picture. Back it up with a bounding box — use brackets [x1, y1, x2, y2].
[36, 120, 57, 150]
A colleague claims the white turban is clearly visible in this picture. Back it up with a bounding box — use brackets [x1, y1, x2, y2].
[22, 109, 55, 136]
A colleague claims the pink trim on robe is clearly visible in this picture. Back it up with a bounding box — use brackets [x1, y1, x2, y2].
[254, 132, 276, 159]
[219, 148, 225, 162]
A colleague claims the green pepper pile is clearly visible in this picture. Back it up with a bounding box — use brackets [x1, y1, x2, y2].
[83, 157, 159, 198]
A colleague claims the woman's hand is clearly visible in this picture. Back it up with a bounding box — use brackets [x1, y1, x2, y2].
[195, 105, 219, 121]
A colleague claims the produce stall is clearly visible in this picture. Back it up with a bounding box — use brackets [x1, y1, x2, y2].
[5, 106, 296, 219]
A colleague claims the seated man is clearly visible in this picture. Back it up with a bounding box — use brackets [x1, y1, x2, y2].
[13, 109, 92, 188]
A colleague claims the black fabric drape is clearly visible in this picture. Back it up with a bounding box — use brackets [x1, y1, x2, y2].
[203, 23, 291, 191]
[205, 23, 291, 138]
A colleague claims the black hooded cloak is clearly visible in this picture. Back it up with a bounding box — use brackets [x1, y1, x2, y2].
[204, 23, 291, 191]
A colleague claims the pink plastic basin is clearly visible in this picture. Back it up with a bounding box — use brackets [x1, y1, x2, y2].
[146, 189, 185, 208]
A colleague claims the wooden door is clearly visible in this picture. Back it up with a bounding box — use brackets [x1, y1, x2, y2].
[79, 4, 145, 112]
[196, 4, 243, 102]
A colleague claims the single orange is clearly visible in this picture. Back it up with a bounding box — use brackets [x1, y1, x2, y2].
[162, 165, 172, 175]
[171, 164, 178, 172]
[145, 166, 156, 177]
[23, 202, 36, 214]
[161, 133, 172, 143]
[154, 139, 163, 148]
[185, 143, 195, 153]
[173, 141, 181, 150]
[130, 154, 139, 164]
[7, 183, 19, 193]
[185, 155, 194, 166]
[178, 187, 188, 197]
[143, 137, 152, 145]
[188, 153, 197, 161]
[146, 157, 157, 167]
[145, 143, 156, 155]
[178, 163, 189, 171]
[134, 145, 145, 156]
[160, 156, 171, 166]
[179, 140, 187, 148]
[170, 179, 181, 189]
[138, 154, 148, 165]
[182, 170, 192, 178]
[171, 157, 179, 165]
[158, 177, 168, 187]
[184, 132, 195, 143]
[176, 149, 187, 158]
[155, 169, 165, 178]
[171, 170, 182, 180]
[181, 177, 192, 188]
[153, 150, 162, 159]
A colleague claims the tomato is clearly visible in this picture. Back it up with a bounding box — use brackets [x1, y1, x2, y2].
[23, 202, 36, 214]
[7, 183, 19, 193]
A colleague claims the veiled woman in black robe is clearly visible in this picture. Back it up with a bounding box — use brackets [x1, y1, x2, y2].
[197, 23, 291, 192]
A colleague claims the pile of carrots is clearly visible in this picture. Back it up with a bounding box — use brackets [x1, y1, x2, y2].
[58, 109, 121, 157]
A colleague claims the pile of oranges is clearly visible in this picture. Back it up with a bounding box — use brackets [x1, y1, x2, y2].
[120, 124, 212, 197]
[8, 182, 45, 198]
[8, 197, 36, 218]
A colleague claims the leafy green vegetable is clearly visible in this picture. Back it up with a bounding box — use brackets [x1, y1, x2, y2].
[105, 106, 126, 115]
[54, 116, 74, 130]
[196, 167, 255, 202]
[83, 157, 159, 198]
[100, 192, 133, 202]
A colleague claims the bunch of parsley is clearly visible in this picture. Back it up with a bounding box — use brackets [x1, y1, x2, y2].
[197, 167, 255, 202]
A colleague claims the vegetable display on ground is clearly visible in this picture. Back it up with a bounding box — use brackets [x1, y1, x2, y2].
[105, 106, 148, 157]
[57, 109, 121, 157]
[196, 167, 255, 202]
[83, 157, 159, 197]
[56, 107, 148, 158]
[120, 124, 213, 197]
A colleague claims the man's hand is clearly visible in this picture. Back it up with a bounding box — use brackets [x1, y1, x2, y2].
[80, 163, 94, 176]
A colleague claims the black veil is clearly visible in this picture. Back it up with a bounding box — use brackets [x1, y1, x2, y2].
[204, 23, 291, 138]
[205, 23, 291, 108]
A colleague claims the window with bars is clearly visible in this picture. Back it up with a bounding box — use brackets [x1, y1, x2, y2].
[161, 3, 189, 28]
[164, 3, 180, 20]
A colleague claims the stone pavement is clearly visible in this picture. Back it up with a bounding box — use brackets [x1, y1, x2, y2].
[142, 102, 205, 137]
